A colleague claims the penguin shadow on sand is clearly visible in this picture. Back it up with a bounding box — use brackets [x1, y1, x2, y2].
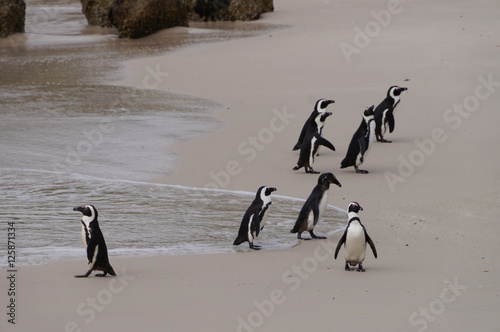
[292, 99, 336, 174]
[290, 173, 342, 240]
[334, 202, 377, 272]
[233, 186, 277, 250]
[73, 205, 116, 278]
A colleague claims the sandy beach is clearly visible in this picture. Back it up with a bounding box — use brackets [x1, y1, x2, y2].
[3, 0, 500, 331]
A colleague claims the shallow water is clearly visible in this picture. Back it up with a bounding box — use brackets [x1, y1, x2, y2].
[0, 1, 345, 267]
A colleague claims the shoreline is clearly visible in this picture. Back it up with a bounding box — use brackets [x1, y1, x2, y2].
[2, 0, 500, 330]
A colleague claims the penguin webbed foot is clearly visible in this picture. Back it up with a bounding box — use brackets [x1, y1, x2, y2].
[357, 264, 366, 272]
[74, 270, 92, 278]
[95, 272, 108, 277]
[310, 231, 326, 239]
[354, 166, 369, 174]
[344, 262, 352, 271]
[377, 137, 392, 143]
[249, 243, 261, 250]
[306, 168, 320, 174]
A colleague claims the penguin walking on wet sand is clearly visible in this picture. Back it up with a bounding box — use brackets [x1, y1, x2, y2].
[374, 85, 408, 143]
[73, 205, 116, 278]
[293, 111, 335, 174]
[334, 202, 377, 272]
[340, 105, 376, 174]
[293, 99, 336, 151]
[290, 173, 342, 240]
[234, 186, 277, 250]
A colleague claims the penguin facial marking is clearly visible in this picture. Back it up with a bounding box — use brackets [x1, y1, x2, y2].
[260, 186, 276, 206]
[348, 202, 363, 213]
[74, 205, 96, 228]
[318, 99, 335, 111]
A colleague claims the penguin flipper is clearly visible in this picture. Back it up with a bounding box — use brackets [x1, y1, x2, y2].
[86, 239, 98, 268]
[318, 136, 335, 151]
[252, 213, 261, 238]
[365, 231, 378, 258]
[312, 202, 320, 226]
[334, 231, 347, 259]
[387, 112, 395, 133]
[357, 136, 367, 156]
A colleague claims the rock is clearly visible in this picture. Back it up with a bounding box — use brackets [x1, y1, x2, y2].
[110, 0, 188, 39]
[0, 0, 26, 38]
[191, 0, 273, 22]
[81, 0, 114, 27]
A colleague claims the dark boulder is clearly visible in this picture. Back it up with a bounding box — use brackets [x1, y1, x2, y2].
[110, 0, 188, 39]
[191, 0, 273, 22]
[0, 0, 25, 38]
[81, 0, 114, 27]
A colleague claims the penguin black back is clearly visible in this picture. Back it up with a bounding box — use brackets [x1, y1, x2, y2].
[233, 186, 277, 250]
[73, 205, 116, 278]
[293, 99, 335, 150]
[374, 86, 408, 142]
[290, 173, 342, 239]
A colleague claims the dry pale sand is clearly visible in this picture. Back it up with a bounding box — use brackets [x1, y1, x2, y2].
[3, 0, 500, 331]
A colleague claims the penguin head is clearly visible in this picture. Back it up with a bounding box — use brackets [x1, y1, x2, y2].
[315, 99, 335, 113]
[388, 86, 408, 98]
[257, 186, 277, 204]
[348, 202, 363, 213]
[318, 172, 342, 188]
[318, 111, 333, 123]
[73, 205, 98, 219]
[363, 105, 375, 119]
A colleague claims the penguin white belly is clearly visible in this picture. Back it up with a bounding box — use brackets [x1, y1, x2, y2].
[247, 219, 254, 243]
[306, 193, 328, 231]
[381, 109, 389, 134]
[362, 121, 376, 160]
[81, 226, 88, 249]
[344, 224, 366, 264]
[260, 208, 270, 230]
[309, 136, 317, 166]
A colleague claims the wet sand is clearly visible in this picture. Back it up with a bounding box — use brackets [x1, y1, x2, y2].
[2, 0, 500, 331]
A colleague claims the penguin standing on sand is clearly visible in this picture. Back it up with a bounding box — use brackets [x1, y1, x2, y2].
[334, 202, 377, 272]
[340, 105, 376, 174]
[234, 186, 277, 250]
[290, 173, 342, 240]
[374, 85, 408, 143]
[293, 99, 335, 151]
[73, 205, 116, 278]
[293, 111, 335, 174]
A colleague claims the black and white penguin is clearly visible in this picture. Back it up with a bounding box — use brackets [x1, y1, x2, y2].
[233, 186, 277, 250]
[334, 202, 377, 272]
[340, 105, 376, 174]
[293, 99, 335, 151]
[293, 111, 335, 174]
[73, 205, 116, 278]
[374, 85, 408, 143]
[290, 173, 342, 240]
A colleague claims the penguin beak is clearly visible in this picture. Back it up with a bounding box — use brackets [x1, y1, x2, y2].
[73, 206, 83, 212]
[400, 87, 408, 92]
[359, 206, 364, 211]
[331, 178, 341, 187]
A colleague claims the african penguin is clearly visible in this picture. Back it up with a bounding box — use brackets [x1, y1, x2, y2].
[73, 205, 116, 278]
[334, 202, 377, 272]
[233, 186, 277, 250]
[293, 99, 335, 151]
[293, 111, 335, 174]
[374, 85, 408, 143]
[290, 173, 341, 240]
[340, 105, 376, 174]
